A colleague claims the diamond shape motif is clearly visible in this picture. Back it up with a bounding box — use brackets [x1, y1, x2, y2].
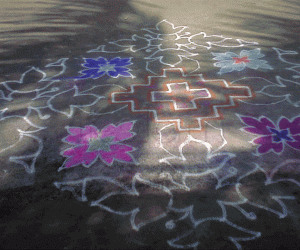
[110, 68, 254, 131]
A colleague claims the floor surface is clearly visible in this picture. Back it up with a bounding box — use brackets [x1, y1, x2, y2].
[0, 0, 300, 249]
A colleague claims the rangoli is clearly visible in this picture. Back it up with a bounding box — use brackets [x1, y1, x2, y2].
[1, 19, 299, 250]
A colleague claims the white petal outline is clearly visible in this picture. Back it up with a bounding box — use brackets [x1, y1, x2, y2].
[47, 85, 105, 118]
[44, 58, 69, 80]
[233, 76, 289, 106]
[87, 44, 129, 53]
[166, 182, 261, 250]
[141, 19, 188, 36]
[236, 163, 298, 219]
[1, 67, 60, 99]
[158, 122, 228, 167]
[9, 133, 43, 174]
[55, 173, 173, 231]
[0, 107, 46, 174]
[108, 34, 151, 52]
[85, 20, 259, 75]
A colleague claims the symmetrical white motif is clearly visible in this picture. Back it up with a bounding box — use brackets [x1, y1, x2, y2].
[87, 20, 258, 75]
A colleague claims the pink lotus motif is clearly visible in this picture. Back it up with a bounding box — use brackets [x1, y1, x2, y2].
[59, 121, 136, 171]
[239, 115, 300, 154]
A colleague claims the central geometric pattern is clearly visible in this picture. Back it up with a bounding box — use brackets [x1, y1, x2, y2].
[110, 68, 254, 131]
[152, 82, 210, 110]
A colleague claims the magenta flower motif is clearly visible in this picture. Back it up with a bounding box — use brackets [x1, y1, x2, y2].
[59, 121, 136, 171]
[238, 115, 300, 154]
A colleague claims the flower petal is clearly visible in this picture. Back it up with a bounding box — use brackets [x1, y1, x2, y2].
[241, 116, 275, 135]
[96, 57, 108, 64]
[77, 69, 106, 79]
[65, 126, 99, 145]
[277, 117, 300, 135]
[107, 70, 119, 77]
[212, 52, 238, 60]
[63, 145, 98, 168]
[218, 65, 238, 75]
[254, 136, 283, 154]
[114, 66, 129, 72]
[101, 122, 134, 142]
[239, 50, 251, 57]
[99, 144, 134, 164]
[287, 135, 300, 150]
[246, 48, 264, 60]
[82, 57, 108, 68]
[232, 62, 247, 71]
[109, 57, 132, 66]
[247, 60, 273, 70]
[214, 60, 234, 67]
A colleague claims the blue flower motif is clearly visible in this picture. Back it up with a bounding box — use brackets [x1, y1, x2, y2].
[76, 57, 134, 79]
[212, 48, 273, 75]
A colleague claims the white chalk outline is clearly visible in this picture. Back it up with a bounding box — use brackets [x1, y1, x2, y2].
[44, 58, 69, 80]
[142, 20, 188, 36]
[261, 75, 300, 107]
[53, 158, 299, 250]
[108, 34, 150, 53]
[47, 85, 105, 118]
[9, 133, 43, 174]
[158, 122, 228, 166]
[187, 32, 258, 50]
[231, 76, 288, 106]
[0, 67, 60, 100]
[86, 19, 259, 75]
[1, 58, 68, 99]
[0, 107, 46, 173]
[165, 177, 261, 250]
[235, 163, 298, 219]
[165, 159, 300, 249]
[54, 173, 183, 231]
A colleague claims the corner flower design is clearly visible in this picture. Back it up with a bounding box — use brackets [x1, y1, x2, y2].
[212, 48, 273, 75]
[238, 115, 300, 154]
[59, 121, 136, 171]
[76, 57, 134, 79]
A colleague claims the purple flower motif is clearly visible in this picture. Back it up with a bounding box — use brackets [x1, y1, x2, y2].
[59, 121, 136, 171]
[212, 48, 273, 75]
[238, 115, 300, 154]
[76, 57, 134, 79]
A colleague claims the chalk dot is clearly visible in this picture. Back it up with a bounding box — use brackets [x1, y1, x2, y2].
[165, 220, 175, 230]
[247, 212, 257, 220]
[229, 167, 238, 174]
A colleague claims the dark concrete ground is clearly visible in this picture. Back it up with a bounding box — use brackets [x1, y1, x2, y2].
[0, 0, 300, 249]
